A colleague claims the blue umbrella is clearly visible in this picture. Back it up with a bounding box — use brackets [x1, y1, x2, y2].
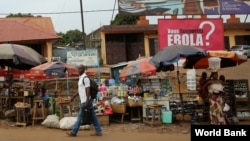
[150, 44, 207, 114]
[150, 44, 207, 68]
[30, 61, 79, 114]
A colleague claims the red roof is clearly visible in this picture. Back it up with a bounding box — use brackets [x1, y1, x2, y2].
[0, 17, 61, 43]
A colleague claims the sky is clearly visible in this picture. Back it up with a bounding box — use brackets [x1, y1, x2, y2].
[0, 0, 120, 34]
[0, 0, 249, 35]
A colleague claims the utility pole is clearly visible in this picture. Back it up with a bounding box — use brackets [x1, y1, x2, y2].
[80, 0, 85, 49]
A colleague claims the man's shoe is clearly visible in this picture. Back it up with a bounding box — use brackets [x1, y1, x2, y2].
[90, 132, 102, 136]
[66, 131, 76, 137]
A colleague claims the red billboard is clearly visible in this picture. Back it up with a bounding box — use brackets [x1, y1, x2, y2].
[158, 19, 224, 50]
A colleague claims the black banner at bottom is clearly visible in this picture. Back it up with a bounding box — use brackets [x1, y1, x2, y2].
[191, 125, 250, 141]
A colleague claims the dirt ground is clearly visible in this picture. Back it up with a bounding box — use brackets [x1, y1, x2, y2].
[1, 59, 250, 141]
[0, 119, 190, 141]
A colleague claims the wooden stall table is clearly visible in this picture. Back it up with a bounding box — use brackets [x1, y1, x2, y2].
[55, 97, 72, 119]
[127, 97, 142, 122]
[129, 106, 142, 121]
[15, 105, 31, 127]
[58, 102, 72, 119]
[144, 104, 163, 127]
[32, 99, 46, 126]
[0, 95, 34, 110]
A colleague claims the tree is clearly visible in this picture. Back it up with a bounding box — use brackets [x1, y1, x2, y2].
[55, 29, 84, 46]
[55, 32, 67, 46]
[66, 29, 83, 43]
[6, 13, 34, 18]
[111, 14, 139, 25]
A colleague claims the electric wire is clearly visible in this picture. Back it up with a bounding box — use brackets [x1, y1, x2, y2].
[0, 0, 248, 23]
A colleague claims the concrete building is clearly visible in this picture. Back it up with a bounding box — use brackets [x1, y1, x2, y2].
[86, 15, 250, 66]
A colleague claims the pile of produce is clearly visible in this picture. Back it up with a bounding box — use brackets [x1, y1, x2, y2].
[14, 102, 31, 108]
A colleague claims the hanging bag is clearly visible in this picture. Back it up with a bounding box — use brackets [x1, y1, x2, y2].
[223, 103, 230, 112]
[81, 107, 92, 125]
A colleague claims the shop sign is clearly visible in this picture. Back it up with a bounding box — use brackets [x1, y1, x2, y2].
[158, 19, 224, 50]
[67, 49, 98, 67]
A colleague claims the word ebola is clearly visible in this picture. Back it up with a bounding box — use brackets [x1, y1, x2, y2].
[167, 33, 204, 46]
[167, 28, 207, 46]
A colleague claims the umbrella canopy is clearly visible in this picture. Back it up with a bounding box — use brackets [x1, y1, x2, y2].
[183, 50, 248, 69]
[29, 61, 79, 77]
[150, 44, 207, 114]
[119, 58, 156, 82]
[150, 44, 207, 69]
[30, 61, 79, 114]
[0, 43, 47, 70]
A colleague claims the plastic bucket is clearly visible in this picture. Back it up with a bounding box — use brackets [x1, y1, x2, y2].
[161, 109, 172, 123]
[208, 57, 221, 70]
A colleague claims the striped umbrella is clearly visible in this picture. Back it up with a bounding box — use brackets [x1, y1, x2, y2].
[119, 58, 156, 82]
[183, 50, 248, 70]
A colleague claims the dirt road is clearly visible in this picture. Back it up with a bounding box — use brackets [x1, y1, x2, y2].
[0, 121, 190, 141]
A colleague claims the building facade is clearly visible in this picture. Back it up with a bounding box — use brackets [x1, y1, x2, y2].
[86, 15, 250, 66]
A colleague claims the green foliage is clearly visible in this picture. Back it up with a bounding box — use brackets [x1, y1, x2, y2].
[66, 29, 83, 43]
[6, 13, 34, 18]
[111, 14, 139, 25]
[55, 32, 68, 46]
[55, 29, 84, 46]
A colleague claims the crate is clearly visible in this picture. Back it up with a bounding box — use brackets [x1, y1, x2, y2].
[127, 98, 143, 107]
[97, 115, 110, 126]
[111, 104, 127, 114]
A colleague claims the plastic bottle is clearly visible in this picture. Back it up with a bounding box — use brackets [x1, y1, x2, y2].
[5, 88, 9, 96]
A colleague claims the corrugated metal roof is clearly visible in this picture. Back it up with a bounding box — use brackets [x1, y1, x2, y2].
[0, 17, 61, 43]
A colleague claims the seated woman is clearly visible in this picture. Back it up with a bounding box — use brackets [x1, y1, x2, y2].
[31, 87, 50, 118]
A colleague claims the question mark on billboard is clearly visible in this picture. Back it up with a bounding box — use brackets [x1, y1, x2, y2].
[199, 21, 215, 46]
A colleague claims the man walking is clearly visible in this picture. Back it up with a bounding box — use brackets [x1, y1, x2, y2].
[67, 64, 102, 136]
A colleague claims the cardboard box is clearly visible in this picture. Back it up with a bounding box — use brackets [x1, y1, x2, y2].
[97, 115, 110, 126]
